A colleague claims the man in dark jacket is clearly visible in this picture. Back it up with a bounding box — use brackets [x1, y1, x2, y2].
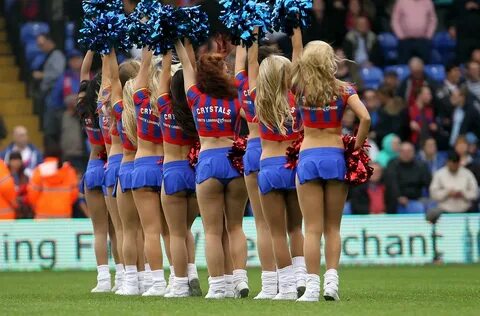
[343, 15, 383, 67]
[385, 142, 432, 213]
[397, 57, 437, 107]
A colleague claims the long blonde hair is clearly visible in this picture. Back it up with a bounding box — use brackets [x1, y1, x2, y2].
[256, 55, 293, 135]
[122, 79, 138, 146]
[292, 41, 349, 107]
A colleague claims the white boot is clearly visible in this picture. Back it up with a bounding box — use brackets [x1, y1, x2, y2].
[188, 263, 202, 297]
[254, 271, 277, 300]
[205, 276, 226, 299]
[165, 277, 190, 298]
[224, 274, 235, 298]
[292, 256, 307, 297]
[323, 269, 340, 301]
[142, 269, 167, 297]
[297, 274, 320, 302]
[273, 265, 297, 300]
[165, 266, 175, 295]
[111, 264, 124, 293]
[121, 265, 139, 296]
[91, 265, 111, 293]
[233, 269, 249, 298]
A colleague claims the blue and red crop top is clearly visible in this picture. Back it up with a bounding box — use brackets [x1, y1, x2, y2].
[133, 88, 163, 144]
[83, 115, 105, 146]
[299, 85, 357, 128]
[236, 71, 256, 123]
[112, 100, 137, 151]
[186, 84, 241, 138]
[158, 93, 196, 146]
[250, 89, 301, 141]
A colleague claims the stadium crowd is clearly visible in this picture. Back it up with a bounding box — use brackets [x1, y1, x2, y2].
[0, 0, 480, 219]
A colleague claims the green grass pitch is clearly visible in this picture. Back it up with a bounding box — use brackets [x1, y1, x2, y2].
[1, 265, 479, 316]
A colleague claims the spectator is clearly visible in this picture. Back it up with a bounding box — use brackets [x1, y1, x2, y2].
[383, 70, 400, 91]
[44, 49, 82, 148]
[7, 152, 32, 219]
[385, 142, 432, 213]
[27, 145, 78, 219]
[398, 57, 436, 107]
[375, 86, 410, 143]
[362, 89, 380, 129]
[0, 159, 16, 220]
[343, 15, 383, 66]
[342, 108, 357, 135]
[391, 0, 437, 63]
[0, 115, 7, 142]
[335, 47, 364, 90]
[408, 85, 436, 146]
[376, 133, 400, 167]
[443, 88, 469, 147]
[435, 63, 464, 118]
[417, 137, 447, 174]
[454, 135, 480, 179]
[345, 0, 377, 31]
[303, 0, 348, 46]
[428, 151, 478, 221]
[61, 92, 87, 172]
[465, 61, 480, 101]
[466, 133, 480, 160]
[453, 0, 480, 63]
[32, 33, 66, 122]
[472, 48, 480, 64]
[0, 126, 42, 178]
[350, 162, 386, 214]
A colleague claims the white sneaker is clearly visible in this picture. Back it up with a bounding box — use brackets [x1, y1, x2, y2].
[297, 288, 320, 302]
[121, 284, 140, 296]
[111, 277, 123, 293]
[253, 291, 276, 300]
[234, 281, 249, 298]
[273, 292, 298, 300]
[138, 280, 146, 294]
[323, 271, 340, 301]
[91, 280, 111, 293]
[142, 284, 167, 297]
[205, 288, 225, 299]
[115, 285, 124, 295]
[164, 285, 190, 298]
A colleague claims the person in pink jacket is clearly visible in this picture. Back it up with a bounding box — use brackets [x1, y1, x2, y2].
[391, 0, 438, 63]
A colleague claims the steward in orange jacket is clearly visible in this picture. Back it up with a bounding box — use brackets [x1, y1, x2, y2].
[0, 159, 16, 219]
[27, 157, 78, 219]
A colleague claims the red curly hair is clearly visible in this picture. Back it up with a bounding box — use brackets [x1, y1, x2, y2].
[196, 53, 237, 100]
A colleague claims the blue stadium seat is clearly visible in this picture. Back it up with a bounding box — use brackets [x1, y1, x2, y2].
[30, 54, 47, 71]
[361, 67, 384, 89]
[425, 64, 446, 82]
[65, 22, 76, 37]
[20, 22, 50, 44]
[384, 65, 410, 81]
[343, 202, 352, 215]
[24, 42, 43, 63]
[397, 200, 425, 214]
[378, 32, 398, 64]
[431, 32, 456, 64]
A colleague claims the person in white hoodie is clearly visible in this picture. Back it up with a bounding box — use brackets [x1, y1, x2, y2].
[428, 151, 479, 223]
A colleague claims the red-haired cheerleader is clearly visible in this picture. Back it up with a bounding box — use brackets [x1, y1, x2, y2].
[174, 39, 249, 299]
[76, 51, 110, 292]
[248, 28, 307, 300]
[126, 48, 171, 297]
[159, 41, 202, 298]
[106, 50, 146, 295]
[293, 41, 370, 302]
[98, 55, 125, 292]
[234, 44, 277, 299]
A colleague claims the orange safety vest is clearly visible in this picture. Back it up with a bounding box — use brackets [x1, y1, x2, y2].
[27, 158, 79, 219]
[0, 159, 16, 220]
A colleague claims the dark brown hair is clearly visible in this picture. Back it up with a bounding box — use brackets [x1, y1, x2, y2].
[196, 53, 237, 99]
[171, 70, 198, 138]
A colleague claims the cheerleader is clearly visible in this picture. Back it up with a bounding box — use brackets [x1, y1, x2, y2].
[77, 51, 110, 292]
[235, 45, 277, 299]
[159, 43, 202, 298]
[98, 55, 125, 292]
[248, 28, 306, 300]
[106, 50, 146, 295]
[292, 41, 370, 302]
[125, 48, 170, 296]
[174, 40, 249, 299]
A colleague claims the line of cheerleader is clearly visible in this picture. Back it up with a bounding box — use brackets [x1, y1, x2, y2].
[76, 26, 371, 301]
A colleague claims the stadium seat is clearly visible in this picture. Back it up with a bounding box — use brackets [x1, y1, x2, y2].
[65, 22, 76, 37]
[30, 53, 47, 71]
[24, 42, 43, 63]
[20, 22, 50, 44]
[431, 31, 456, 64]
[397, 200, 425, 214]
[378, 32, 398, 64]
[425, 64, 446, 82]
[384, 65, 410, 81]
[343, 201, 352, 215]
[361, 67, 384, 89]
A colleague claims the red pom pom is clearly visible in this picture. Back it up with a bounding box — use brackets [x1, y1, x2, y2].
[228, 136, 247, 175]
[97, 148, 108, 162]
[285, 132, 304, 169]
[342, 135, 374, 186]
[188, 140, 201, 169]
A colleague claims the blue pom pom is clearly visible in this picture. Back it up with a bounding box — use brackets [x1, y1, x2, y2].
[220, 0, 272, 47]
[174, 6, 210, 47]
[272, 0, 312, 35]
[145, 4, 177, 55]
[82, 0, 123, 17]
[126, 0, 161, 49]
